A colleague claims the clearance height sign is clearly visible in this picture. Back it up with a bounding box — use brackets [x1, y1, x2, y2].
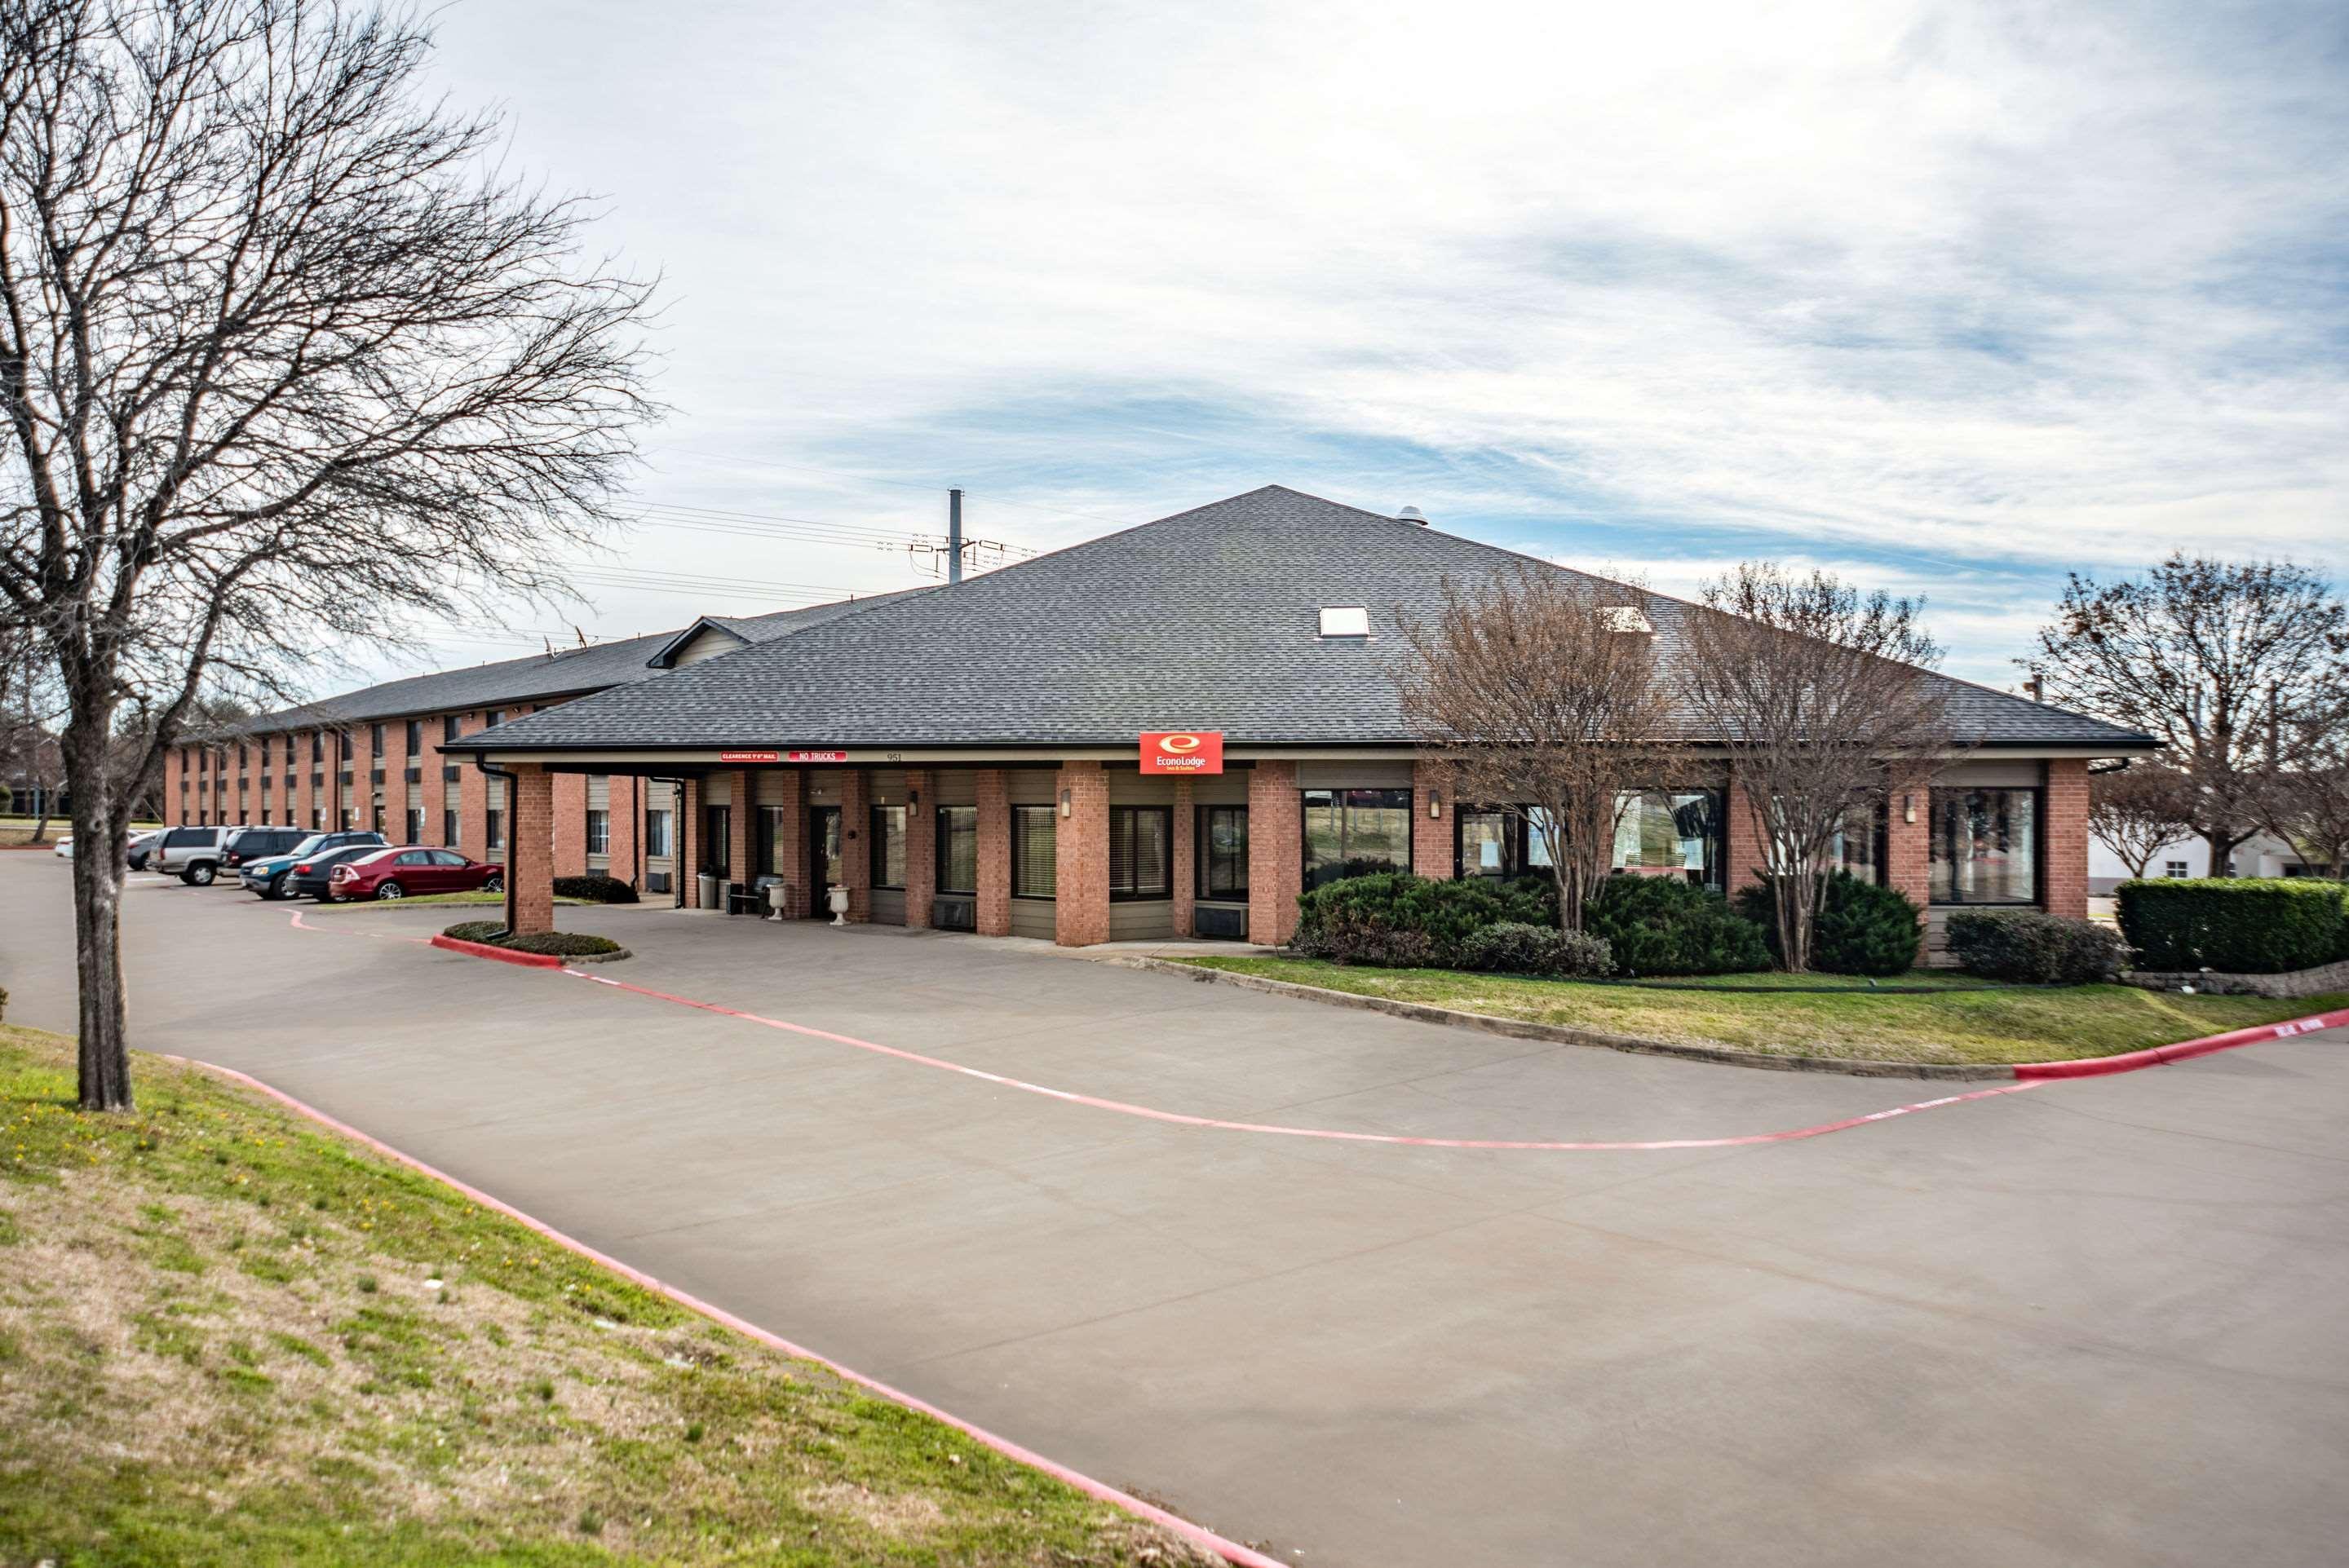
[1140, 731, 1223, 775]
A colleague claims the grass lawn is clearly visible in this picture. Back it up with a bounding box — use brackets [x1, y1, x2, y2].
[0, 816, 162, 846]
[1176, 956, 2349, 1066]
[0, 1026, 1214, 1566]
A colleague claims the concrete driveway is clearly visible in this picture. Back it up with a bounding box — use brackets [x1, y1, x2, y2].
[5, 851, 2347, 1567]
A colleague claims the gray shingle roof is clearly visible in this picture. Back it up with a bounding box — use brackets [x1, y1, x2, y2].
[244, 589, 931, 733]
[450, 486, 2157, 753]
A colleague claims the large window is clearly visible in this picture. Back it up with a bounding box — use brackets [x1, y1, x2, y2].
[1302, 788, 1411, 890]
[443, 808, 458, 847]
[587, 809, 610, 856]
[1458, 807, 1517, 879]
[405, 719, 422, 757]
[870, 805, 907, 889]
[1012, 805, 1057, 898]
[484, 806, 504, 850]
[1109, 806, 1173, 899]
[1830, 803, 1883, 884]
[1610, 791, 1723, 890]
[937, 806, 978, 894]
[441, 714, 459, 744]
[1197, 805, 1249, 900]
[644, 808, 672, 859]
[757, 806, 789, 876]
[1930, 788, 2037, 905]
[405, 807, 423, 844]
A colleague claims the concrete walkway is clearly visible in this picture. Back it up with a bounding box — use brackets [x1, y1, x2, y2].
[6, 854, 2347, 1567]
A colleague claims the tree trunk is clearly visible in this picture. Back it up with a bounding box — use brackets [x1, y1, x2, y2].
[64, 724, 134, 1111]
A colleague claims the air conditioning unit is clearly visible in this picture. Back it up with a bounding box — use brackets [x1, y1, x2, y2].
[645, 869, 671, 894]
[1194, 905, 1246, 939]
[932, 898, 976, 931]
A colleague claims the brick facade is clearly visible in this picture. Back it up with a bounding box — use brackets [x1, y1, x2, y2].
[1724, 768, 1769, 894]
[1055, 762, 1110, 946]
[457, 714, 488, 862]
[679, 777, 702, 907]
[767, 770, 806, 915]
[1170, 778, 1195, 938]
[838, 767, 871, 921]
[974, 768, 1011, 937]
[1883, 785, 1932, 913]
[2042, 758, 2090, 919]
[552, 772, 588, 878]
[902, 769, 936, 928]
[1248, 760, 1303, 946]
[726, 769, 754, 894]
[1412, 762, 1453, 880]
[509, 765, 555, 934]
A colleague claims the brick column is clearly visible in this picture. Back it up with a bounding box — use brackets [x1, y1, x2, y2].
[509, 764, 555, 934]
[553, 772, 588, 877]
[2043, 759, 2090, 919]
[1724, 766, 1769, 894]
[679, 777, 702, 907]
[1248, 760, 1302, 946]
[383, 732, 409, 842]
[768, 770, 807, 914]
[348, 725, 375, 833]
[1170, 779, 1196, 938]
[1055, 762, 1111, 947]
[1883, 786, 1932, 911]
[975, 768, 1011, 936]
[903, 770, 936, 929]
[457, 715, 488, 860]
[839, 768, 871, 921]
[1413, 761, 1453, 880]
[726, 769, 754, 890]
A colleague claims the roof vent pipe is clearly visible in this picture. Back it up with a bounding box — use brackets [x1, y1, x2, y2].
[948, 489, 964, 584]
[1397, 506, 1427, 525]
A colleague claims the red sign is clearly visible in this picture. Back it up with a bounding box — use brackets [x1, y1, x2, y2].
[1140, 731, 1223, 775]
[718, 750, 781, 763]
[787, 749, 849, 763]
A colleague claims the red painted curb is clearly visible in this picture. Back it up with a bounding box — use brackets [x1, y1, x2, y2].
[160, 1054, 1286, 1568]
[2011, 1006, 2349, 1080]
[428, 933, 562, 968]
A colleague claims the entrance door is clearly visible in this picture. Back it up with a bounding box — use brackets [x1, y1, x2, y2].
[809, 806, 843, 911]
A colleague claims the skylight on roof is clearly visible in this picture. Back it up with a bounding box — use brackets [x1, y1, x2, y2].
[1319, 606, 1371, 638]
[1604, 607, 1654, 634]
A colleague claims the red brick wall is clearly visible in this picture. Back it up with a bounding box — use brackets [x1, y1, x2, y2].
[552, 771, 587, 877]
[679, 777, 702, 907]
[903, 769, 935, 928]
[2043, 758, 2090, 918]
[1055, 762, 1110, 946]
[510, 764, 555, 934]
[975, 769, 1011, 937]
[1413, 762, 1453, 880]
[725, 769, 754, 892]
[766, 769, 806, 914]
[1248, 761, 1303, 946]
[839, 768, 871, 921]
[1170, 779, 1195, 938]
[347, 724, 375, 834]
[1884, 787, 1931, 910]
[454, 714, 487, 860]
[1724, 766, 1769, 894]
[382, 727, 409, 841]
[608, 775, 641, 887]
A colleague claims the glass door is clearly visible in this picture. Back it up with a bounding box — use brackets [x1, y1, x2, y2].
[809, 806, 843, 904]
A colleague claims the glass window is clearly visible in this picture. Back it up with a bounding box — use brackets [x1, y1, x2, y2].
[1302, 788, 1412, 890]
[1930, 788, 2037, 904]
[432, 850, 467, 867]
[1458, 807, 1516, 879]
[1830, 803, 1883, 884]
[644, 808, 672, 859]
[2164, 859, 2188, 878]
[937, 805, 978, 894]
[702, 805, 730, 875]
[1109, 806, 1172, 899]
[441, 714, 459, 744]
[441, 808, 457, 846]
[587, 809, 610, 855]
[1197, 805, 1249, 900]
[484, 808, 504, 850]
[1012, 805, 1057, 898]
[405, 807, 423, 844]
[1611, 790, 1723, 890]
[483, 709, 501, 727]
[754, 806, 787, 876]
[405, 720, 422, 757]
[870, 805, 907, 889]
[369, 722, 385, 753]
[311, 731, 323, 762]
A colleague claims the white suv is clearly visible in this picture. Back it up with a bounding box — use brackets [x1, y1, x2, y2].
[150, 825, 227, 885]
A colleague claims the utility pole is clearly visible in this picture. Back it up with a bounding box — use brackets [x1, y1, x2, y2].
[948, 488, 964, 585]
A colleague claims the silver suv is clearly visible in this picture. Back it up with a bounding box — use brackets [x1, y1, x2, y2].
[150, 824, 227, 885]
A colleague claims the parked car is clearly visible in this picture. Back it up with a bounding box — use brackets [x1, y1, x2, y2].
[285, 841, 398, 902]
[52, 834, 73, 858]
[125, 829, 160, 869]
[239, 830, 386, 899]
[150, 824, 227, 884]
[221, 824, 308, 871]
[329, 846, 504, 902]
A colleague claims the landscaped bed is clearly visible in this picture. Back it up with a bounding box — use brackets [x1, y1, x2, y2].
[1173, 956, 2349, 1066]
[0, 1025, 1214, 1567]
[440, 921, 626, 959]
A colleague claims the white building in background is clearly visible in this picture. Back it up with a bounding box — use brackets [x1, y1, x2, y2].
[2089, 829, 2311, 894]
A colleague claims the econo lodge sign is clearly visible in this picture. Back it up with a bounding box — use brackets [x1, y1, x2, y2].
[1140, 731, 1223, 775]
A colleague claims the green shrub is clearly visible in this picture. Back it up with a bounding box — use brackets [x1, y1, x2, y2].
[440, 920, 623, 957]
[1456, 921, 1612, 978]
[1290, 872, 1549, 967]
[1736, 872, 1922, 976]
[1585, 877, 1770, 976]
[551, 874, 639, 904]
[1944, 911, 2129, 983]
[2115, 878, 2349, 973]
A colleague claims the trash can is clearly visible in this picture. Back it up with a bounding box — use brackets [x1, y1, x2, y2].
[697, 871, 719, 910]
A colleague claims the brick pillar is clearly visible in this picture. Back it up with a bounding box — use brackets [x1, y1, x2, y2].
[553, 772, 588, 877]
[609, 775, 641, 889]
[1413, 761, 1453, 880]
[1724, 766, 1769, 894]
[1170, 778, 1196, 939]
[679, 777, 702, 907]
[1248, 760, 1303, 946]
[726, 769, 754, 890]
[839, 768, 871, 921]
[383, 732, 409, 842]
[457, 716, 488, 861]
[1884, 786, 1932, 911]
[2043, 759, 2090, 919]
[348, 725, 374, 834]
[509, 764, 555, 934]
[767, 770, 806, 915]
[975, 769, 1011, 937]
[903, 770, 936, 928]
[1055, 762, 1111, 947]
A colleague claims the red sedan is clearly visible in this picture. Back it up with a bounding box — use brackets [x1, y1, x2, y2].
[327, 846, 505, 901]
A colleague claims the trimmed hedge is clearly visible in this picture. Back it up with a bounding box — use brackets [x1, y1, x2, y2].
[1944, 910, 2129, 983]
[1290, 872, 1551, 968]
[1456, 921, 1612, 978]
[552, 873, 639, 904]
[1736, 872, 1922, 977]
[2115, 878, 2349, 973]
[1584, 876, 1769, 976]
[442, 920, 625, 957]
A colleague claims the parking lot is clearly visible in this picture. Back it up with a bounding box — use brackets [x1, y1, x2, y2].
[7, 850, 2348, 1567]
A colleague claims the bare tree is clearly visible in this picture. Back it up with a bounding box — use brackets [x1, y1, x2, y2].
[0, 0, 656, 1110]
[2031, 556, 2349, 875]
[1676, 563, 1953, 973]
[2254, 712, 2349, 877]
[1394, 568, 1683, 931]
[0, 623, 64, 833]
[2089, 758, 2199, 880]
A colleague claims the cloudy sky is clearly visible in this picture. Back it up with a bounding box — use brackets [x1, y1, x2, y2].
[358, 0, 2348, 692]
